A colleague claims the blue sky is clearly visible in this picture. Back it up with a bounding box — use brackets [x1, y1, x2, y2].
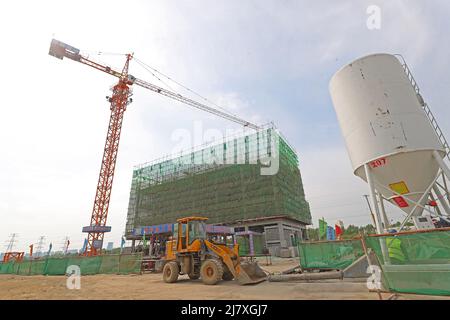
[1, 1, 450, 252]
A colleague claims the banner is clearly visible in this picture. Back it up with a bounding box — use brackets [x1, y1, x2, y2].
[326, 226, 336, 240]
[335, 224, 343, 239]
[319, 218, 327, 240]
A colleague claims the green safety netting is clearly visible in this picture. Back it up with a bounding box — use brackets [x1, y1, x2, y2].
[125, 127, 311, 237]
[98, 255, 120, 274]
[0, 261, 15, 274]
[117, 253, 143, 274]
[29, 259, 46, 275]
[17, 261, 32, 275]
[44, 257, 69, 275]
[365, 230, 450, 296]
[0, 253, 142, 276]
[298, 239, 364, 270]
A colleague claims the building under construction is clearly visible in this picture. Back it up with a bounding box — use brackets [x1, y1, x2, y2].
[125, 125, 311, 256]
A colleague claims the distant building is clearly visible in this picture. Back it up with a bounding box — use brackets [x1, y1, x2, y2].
[106, 242, 114, 251]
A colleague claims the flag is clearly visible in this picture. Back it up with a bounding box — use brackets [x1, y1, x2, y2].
[81, 238, 88, 253]
[326, 226, 336, 240]
[319, 218, 328, 240]
[29, 244, 34, 257]
[335, 224, 343, 239]
[47, 243, 53, 256]
[65, 239, 70, 253]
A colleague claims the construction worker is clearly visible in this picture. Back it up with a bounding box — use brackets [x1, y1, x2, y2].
[386, 235, 406, 264]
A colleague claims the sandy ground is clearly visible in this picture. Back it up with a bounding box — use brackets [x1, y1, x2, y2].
[0, 257, 447, 300]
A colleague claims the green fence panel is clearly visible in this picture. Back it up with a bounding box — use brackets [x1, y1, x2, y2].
[29, 260, 47, 275]
[237, 237, 250, 255]
[0, 262, 15, 274]
[117, 254, 142, 274]
[66, 256, 82, 269]
[79, 256, 102, 275]
[44, 258, 69, 275]
[99, 255, 120, 274]
[11, 262, 21, 275]
[65, 256, 105, 275]
[17, 261, 31, 275]
[365, 230, 450, 296]
[298, 239, 364, 270]
[0, 254, 142, 276]
[236, 235, 265, 256]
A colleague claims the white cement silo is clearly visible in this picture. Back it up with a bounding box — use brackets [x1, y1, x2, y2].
[329, 53, 449, 233]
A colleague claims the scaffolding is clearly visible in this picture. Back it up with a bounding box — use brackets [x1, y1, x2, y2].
[125, 124, 311, 237]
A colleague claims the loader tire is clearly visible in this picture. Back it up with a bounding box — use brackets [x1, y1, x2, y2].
[222, 270, 234, 281]
[163, 262, 179, 283]
[200, 259, 223, 285]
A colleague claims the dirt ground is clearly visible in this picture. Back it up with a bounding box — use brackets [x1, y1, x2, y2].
[0, 257, 447, 300]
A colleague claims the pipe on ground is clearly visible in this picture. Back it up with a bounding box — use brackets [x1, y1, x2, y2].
[268, 271, 343, 282]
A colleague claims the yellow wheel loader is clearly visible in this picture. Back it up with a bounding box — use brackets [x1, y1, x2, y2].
[162, 217, 267, 285]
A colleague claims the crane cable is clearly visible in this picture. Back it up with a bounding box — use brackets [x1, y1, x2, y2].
[81, 51, 242, 120]
[133, 58, 177, 93]
[133, 57, 239, 118]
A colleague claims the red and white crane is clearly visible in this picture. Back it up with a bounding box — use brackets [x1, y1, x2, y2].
[49, 39, 259, 256]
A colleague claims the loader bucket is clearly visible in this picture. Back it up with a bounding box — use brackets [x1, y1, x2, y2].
[236, 261, 267, 285]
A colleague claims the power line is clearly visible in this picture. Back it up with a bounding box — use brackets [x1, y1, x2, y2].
[310, 201, 365, 210]
[35, 236, 46, 258]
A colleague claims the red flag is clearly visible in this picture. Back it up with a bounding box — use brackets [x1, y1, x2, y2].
[335, 224, 343, 239]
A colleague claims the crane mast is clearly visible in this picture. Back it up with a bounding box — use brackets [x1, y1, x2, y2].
[49, 39, 259, 256]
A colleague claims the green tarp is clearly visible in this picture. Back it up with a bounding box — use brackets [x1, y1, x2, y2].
[297, 230, 450, 296]
[365, 230, 450, 296]
[298, 239, 364, 270]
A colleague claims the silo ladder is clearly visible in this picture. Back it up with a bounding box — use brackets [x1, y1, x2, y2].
[396, 54, 450, 161]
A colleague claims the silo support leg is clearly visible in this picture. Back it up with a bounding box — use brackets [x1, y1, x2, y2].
[433, 185, 450, 216]
[434, 151, 450, 181]
[364, 164, 391, 265]
[364, 164, 385, 234]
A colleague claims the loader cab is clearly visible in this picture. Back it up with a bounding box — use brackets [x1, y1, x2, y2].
[174, 217, 208, 252]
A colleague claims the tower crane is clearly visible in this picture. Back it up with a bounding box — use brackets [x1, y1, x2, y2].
[49, 39, 260, 256]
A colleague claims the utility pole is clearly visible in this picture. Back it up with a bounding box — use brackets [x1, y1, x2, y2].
[4, 233, 18, 253]
[35, 236, 46, 258]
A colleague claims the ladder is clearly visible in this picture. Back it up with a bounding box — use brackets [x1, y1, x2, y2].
[397, 55, 450, 160]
